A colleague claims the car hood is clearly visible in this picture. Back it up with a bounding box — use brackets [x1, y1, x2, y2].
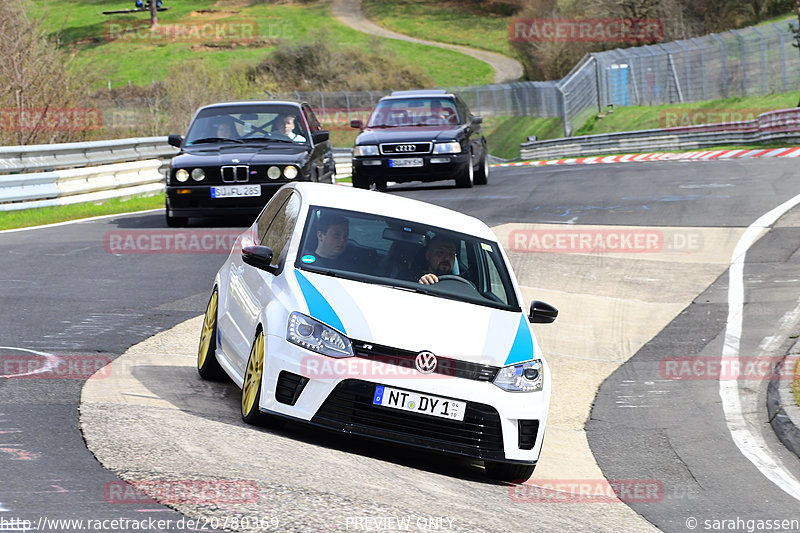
[292, 270, 538, 368]
[173, 144, 309, 167]
[355, 126, 464, 145]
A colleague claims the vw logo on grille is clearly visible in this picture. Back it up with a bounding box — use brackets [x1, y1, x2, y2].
[395, 144, 416, 152]
[415, 351, 437, 374]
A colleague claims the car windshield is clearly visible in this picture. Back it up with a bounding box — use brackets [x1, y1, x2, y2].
[366, 98, 460, 128]
[294, 206, 519, 311]
[185, 105, 309, 146]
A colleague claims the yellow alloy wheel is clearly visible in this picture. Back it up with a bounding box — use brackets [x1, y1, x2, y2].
[197, 290, 218, 370]
[242, 332, 264, 418]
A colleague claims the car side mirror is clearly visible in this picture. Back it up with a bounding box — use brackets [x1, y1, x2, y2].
[167, 134, 184, 148]
[242, 245, 277, 274]
[470, 116, 483, 125]
[311, 130, 330, 144]
[529, 300, 558, 324]
[350, 119, 363, 130]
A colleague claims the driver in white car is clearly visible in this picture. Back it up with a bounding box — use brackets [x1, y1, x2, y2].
[417, 236, 457, 285]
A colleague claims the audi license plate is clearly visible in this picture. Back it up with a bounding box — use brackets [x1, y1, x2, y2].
[389, 158, 423, 168]
[372, 385, 465, 421]
[211, 185, 261, 198]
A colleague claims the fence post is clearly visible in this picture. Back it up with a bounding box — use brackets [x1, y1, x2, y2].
[557, 84, 570, 137]
[771, 24, 788, 93]
[674, 40, 692, 101]
[750, 27, 767, 95]
[730, 30, 747, 96]
[691, 38, 708, 100]
[710, 34, 728, 98]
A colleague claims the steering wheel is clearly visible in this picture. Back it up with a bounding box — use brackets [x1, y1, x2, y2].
[436, 275, 476, 289]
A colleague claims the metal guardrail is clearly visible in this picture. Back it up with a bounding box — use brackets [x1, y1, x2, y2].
[520, 108, 800, 160]
[0, 138, 354, 211]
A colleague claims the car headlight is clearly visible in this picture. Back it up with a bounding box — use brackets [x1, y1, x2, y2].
[286, 312, 353, 358]
[191, 168, 205, 181]
[433, 142, 461, 154]
[267, 166, 281, 180]
[354, 145, 379, 157]
[493, 359, 543, 392]
[283, 165, 298, 180]
[175, 169, 189, 182]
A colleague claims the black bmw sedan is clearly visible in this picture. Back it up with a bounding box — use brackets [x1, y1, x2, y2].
[350, 90, 489, 190]
[165, 101, 334, 227]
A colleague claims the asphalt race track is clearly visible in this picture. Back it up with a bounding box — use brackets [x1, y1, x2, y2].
[2, 157, 800, 532]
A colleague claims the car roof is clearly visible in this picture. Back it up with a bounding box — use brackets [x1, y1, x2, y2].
[289, 183, 496, 241]
[381, 89, 455, 101]
[198, 101, 304, 110]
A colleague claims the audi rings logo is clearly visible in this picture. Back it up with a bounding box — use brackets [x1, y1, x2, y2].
[415, 351, 437, 374]
[395, 144, 416, 152]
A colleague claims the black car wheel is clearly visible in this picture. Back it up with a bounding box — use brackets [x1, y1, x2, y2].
[455, 150, 474, 188]
[166, 213, 188, 227]
[484, 461, 536, 483]
[474, 149, 489, 186]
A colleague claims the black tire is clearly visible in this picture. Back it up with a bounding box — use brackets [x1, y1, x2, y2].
[375, 179, 388, 192]
[455, 151, 474, 188]
[166, 213, 188, 227]
[484, 461, 536, 483]
[352, 169, 370, 189]
[197, 290, 225, 380]
[474, 149, 489, 186]
[241, 329, 286, 429]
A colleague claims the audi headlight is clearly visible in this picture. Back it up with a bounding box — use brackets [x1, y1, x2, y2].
[354, 145, 379, 157]
[287, 312, 353, 358]
[283, 165, 298, 179]
[267, 166, 281, 180]
[175, 169, 189, 182]
[433, 142, 461, 154]
[191, 168, 205, 181]
[493, 359, 543, 392]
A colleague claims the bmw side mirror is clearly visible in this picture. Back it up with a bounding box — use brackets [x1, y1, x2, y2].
[470, 116, 483, 125]
[350, 119, 363, 130]
[529, 300, 558, 324]
[168, 134, 184, 148]
[311, 130, 330, 144]
[242, 245, 277, 274]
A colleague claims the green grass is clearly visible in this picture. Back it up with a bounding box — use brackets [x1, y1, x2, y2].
[29, 0, 493, 89]
[0, 193, 164, 230]
[362, 0, 516, 58]
[574, 91, 800, 136]
[483, 116, 564, 159]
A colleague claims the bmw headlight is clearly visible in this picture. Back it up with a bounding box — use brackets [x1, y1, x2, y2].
[267, 166, 281, 180]
[283, 165, 298, 180]
[286, 312, 353, 358]
[175, 169, 189, 182]
[354, 145, 379, 157]
[493, 359, 543, 392]
[433, 142, 461, 154]
[191, 168, 205, 181]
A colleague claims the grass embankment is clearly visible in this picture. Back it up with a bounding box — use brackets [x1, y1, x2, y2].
[0, 194, 164, 231]
[29, 0, 493, 89]
[362, 0, 517, 58]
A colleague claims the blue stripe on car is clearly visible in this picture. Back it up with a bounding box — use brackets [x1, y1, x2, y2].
[294, 270, 347, 335]
[504, 314, 534, 366]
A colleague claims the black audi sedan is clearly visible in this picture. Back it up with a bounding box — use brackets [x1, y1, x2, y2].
[165, 101, 334, 227]
[350, 90, 489, 190]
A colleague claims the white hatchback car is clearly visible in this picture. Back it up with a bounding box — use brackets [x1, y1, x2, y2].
[197, 182, 557, 481]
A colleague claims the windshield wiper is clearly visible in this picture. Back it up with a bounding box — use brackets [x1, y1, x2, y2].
[189, 137, 244, 145]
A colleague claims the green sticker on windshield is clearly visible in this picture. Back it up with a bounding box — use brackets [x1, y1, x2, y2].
[301, 255, 316, 263]
[481, 243, 493, 252]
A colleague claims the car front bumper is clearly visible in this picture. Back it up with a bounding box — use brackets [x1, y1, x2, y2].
[165, 183, 288, 218]
[258, 333, 550, 464]
[352, 153, 470, 184]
